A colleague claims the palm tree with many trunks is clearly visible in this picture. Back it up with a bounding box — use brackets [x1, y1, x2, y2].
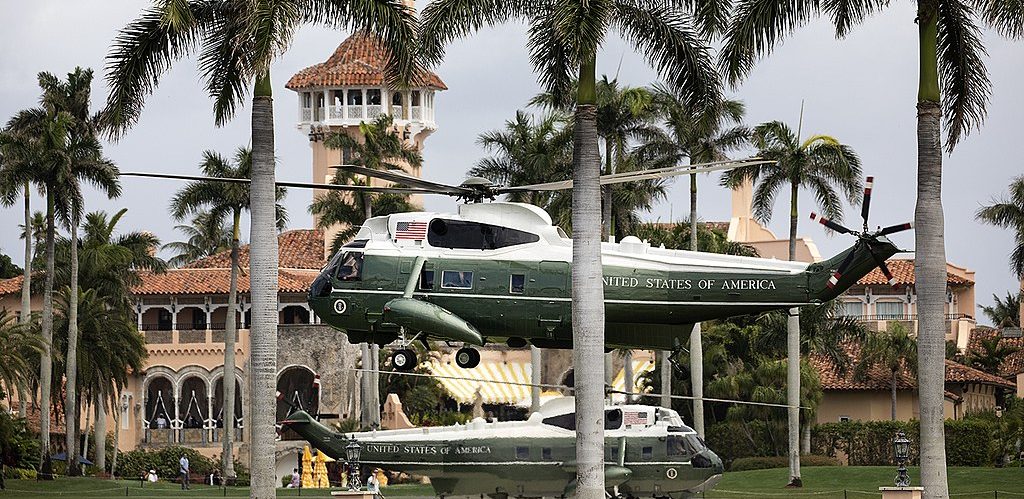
[420, 3, 721, 493]
[636, 85, 749, 437]
[105, 2, 417, 489]
[169, 148, 286, 480]
[720, 1, 1024, 495]
[721, 119, 861, 486]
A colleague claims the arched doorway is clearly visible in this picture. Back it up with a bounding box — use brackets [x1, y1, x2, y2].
[212, 376, 244, 442]
[277, 366, 317, 440]
[145, 376, 174, 444]
[281, 305, 310, 325]
[178, 376, 208, 444]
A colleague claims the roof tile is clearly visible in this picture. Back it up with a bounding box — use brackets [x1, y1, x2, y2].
[856, 258, 973, 286]
[286, 32, 446, 90]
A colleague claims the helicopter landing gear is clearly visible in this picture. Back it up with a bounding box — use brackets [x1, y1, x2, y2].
[391, 349, 417, 371]
[455, 347, 481, 369]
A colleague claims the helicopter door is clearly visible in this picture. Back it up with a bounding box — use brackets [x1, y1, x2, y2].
[535, 261, 569, 335]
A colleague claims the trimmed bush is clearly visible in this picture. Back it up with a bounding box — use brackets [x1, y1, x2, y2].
[812, 419, 998, 466]
[118, 446, 215, 481]
[730, 454, 839, 472]
[705, 420, 788, 467]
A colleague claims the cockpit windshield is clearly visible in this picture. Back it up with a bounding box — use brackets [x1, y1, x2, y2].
[311, 240, 367, 297]
[666, 434, 706, 457]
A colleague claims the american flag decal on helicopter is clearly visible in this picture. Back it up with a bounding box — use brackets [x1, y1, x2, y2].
[395, 221, 429, 240]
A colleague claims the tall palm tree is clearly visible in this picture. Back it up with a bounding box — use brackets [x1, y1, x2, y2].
[977, 176, 1024, 296]
[163, 211, 233, 268]
[0, 310, 45, 407]
[722, 120, 860, 486]
[854, 322, 918, 421]
[169, 148, 285, 480]
[636, 87, 749, 437]
[421, 5, 720, 494]
[980, 292, 1021, 328]
[105, 1, 417, 492]
[720, 3, 1023, 496]
[35, 68, 121, 476]
[322, 114, 418, 428]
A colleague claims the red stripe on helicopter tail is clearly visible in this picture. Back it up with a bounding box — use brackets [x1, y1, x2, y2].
[395, 221, 428, 240]
[827, 273, 840, 288]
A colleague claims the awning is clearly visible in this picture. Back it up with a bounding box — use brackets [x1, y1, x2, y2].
[428, 361, 532, 404]
[611, 357, 656, 403]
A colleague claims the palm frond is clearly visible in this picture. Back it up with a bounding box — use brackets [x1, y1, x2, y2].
[419, 0, 536, 66]
[937, 0, 992, 150]
[969, 0, 1024, 39]
[719, 0, 820, 85]
[821, 0, 887, 38]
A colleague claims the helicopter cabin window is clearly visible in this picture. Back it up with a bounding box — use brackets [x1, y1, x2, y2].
[516, 446, 530, 459]
[419, 270, 435, 291]
[441, 270, 474, 289]
[541, 409, 623, 431]
[641, 446, 653, 461]
[607, 446, 620, 462]
[427, 219, 540, 250]
[336, 252, 364, 281]
[510, 274, 526, 294]
[542, 447, 552, 460]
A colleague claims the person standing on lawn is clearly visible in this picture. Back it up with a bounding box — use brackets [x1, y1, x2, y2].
[179, 455, 189, 490]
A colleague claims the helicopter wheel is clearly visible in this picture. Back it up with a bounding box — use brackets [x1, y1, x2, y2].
[455, 347, 481, 369]
[391, 349, 417, 371]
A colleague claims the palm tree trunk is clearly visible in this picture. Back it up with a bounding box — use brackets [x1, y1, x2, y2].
[19, 183, 31, 419]
[602, 138, 613, 242]
[94, 392, 106, 472]
[248, 70, 279, 498]
[65, 212, 80, 476]
[531, 346, 542, 412]
[916, 5, 949, 497]
[660, 350, 671, 408]
[572, 54, 606, 499]
[81, 399, 92, 462]
[370, 344, 381, 427]
[38, 189, 56, 478]
[360, 343, 370, 426]
[222, 209, 241, 480]
[110, 392, 120, 476]
[787, 182, 802, 485]
[891, 373, 898, 421]
[689, 172, 704, 438]
[623, 350, 633, 403]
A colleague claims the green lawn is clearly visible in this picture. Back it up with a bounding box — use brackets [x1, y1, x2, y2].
[3, 468, 1024, 498]
[706, 466, 1024, 498]
[0, 479, 434, 498]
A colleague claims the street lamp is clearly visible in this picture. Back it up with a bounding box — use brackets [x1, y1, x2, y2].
[893, 430, 911, 487]
[345, 436, 362, 491]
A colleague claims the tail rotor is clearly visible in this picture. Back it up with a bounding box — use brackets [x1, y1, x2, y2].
[811, 176, 912, 289]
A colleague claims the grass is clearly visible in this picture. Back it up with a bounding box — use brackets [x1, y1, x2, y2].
[2, 468, 1024, 498]
[706, 466, 1024, 498]
[0, 479, 434, 498]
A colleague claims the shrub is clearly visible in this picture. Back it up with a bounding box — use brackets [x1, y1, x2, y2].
[812, 419, 998, 466]
[118, 446, 215, 480]
[730, 454, 839, 472]
[2, 467, 37, 480]
[0, 411, 40, 471]
[705, 420, 788, 467]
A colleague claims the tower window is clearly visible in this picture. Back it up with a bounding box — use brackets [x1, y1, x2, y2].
[411, 90, 421, 106]
[347, 89, 362, 106]
[367, 89, 381, 105]
[392, 92, 403, 105]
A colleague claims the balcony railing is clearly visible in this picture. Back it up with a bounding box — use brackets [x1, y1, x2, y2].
[849, 313, 974, 321]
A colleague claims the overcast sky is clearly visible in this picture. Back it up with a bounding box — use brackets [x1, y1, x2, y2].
[0, 1, 1020, 324]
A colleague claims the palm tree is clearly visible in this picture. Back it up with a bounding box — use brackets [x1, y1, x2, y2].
[35, 68, 121, 476]
[636, 86, 749, 437]
[981, 292, 1021, 328]
[854, 322, 918, 421]
[310, 178, 413, 253]
[0, 310, 45, 407]
[422, 6, 720, 493]
[163, 211, 233, 268]
[104, 1, 418, 491]
[965, 334, 1019, 376]
[721, 120, 860, 486]
[169, 148, 285, 480]
[977, 176, 1024, 292]
[720, 2, 1024, 495]
[322, 114, 419, 428]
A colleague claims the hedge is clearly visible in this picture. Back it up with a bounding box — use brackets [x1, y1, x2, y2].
[705, 420, 788, 467]
[731, 455, 839, 472]
[812, 419, 998, 466]
[118, 446, 216, 481]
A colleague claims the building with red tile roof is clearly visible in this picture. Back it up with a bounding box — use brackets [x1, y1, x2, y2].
[965, 327, 1024, 398]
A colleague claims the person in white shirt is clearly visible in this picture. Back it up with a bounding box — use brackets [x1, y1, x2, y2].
[179, 455, 190, 490]
[147, 470, 158, 483]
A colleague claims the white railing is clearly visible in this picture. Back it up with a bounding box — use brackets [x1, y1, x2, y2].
[329, 105, 344, 119]
[349, 106, 364, 120]
[411, 106, 422, 121]
[301, 108, 311, 121]
[367, 105, 383, 119]
[391, 105, 403, 118]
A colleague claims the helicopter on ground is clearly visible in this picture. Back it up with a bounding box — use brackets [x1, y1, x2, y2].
[280, 396, 724, 499]
[123, 162, 912, 371]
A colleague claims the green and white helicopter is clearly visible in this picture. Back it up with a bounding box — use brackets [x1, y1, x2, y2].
[125, 162, 910, 371]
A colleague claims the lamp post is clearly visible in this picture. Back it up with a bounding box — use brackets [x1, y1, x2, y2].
[345, 436, 362, 491]
[893, 430, 911, 487]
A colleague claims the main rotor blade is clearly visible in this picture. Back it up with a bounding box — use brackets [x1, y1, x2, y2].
[868, 248, 898, 287]
[333, 164, 474, 196]
[827, 249, 858, 289]
[810, 212, 854, 235]
[861, 176, 873, 230]
[877, 222, 914, 237]
[120, 171, 436, 195]
[499, 158, 774, 193]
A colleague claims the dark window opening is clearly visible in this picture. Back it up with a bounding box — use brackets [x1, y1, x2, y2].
[191, 309, 206, 330]
[510, 274, 526, 294]
[427, 219, 540, 250]
[542, 447, 552, 460]
[347, 89, 363, 106]
[605, 409, 623, 430]
[608, 447, 620, 462]
[419, 270, 435, 291]
[641, 446, 653, 461]
[392, 92, 403, 105]
[411, 90, 421, 106]
[441, 270, 473, 289]
[367, 89, 381, 105]
[158, 309, 172, 331]
[336, 252, 363, 281]
[516, 446, 529, 459]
